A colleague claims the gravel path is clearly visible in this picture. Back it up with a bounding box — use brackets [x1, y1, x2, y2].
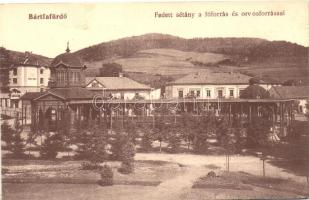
[136, 153, 308, 183]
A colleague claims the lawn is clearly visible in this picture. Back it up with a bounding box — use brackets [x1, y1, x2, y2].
[2, 159, 184, 185]
[3, 183, 155, 200]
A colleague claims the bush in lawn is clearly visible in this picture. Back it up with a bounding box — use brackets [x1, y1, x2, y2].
[40, 133, 63, 159]
[80, 161, 103, 170]
[118, 141, 136, 174]
[99, 165, 113, 186]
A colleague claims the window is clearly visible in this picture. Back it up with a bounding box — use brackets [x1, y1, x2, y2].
[91, 81, 99, 88]
[239, 89, 244, 97]
[13, 68, 17, 76]
[40, 69, 44, 74]
[206, 89, 211, 98]
[13, 78, 17, 84]
[229, 89, 234, 97]
[40, 78, 44, 84]
[196, 90, 201, 97]
[178, 90, 183, 98]
[218, 89, 223, 98]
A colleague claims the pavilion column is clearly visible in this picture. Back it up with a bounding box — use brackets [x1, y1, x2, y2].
[240, 103, 243, 128]
[249, 104, 252, 123]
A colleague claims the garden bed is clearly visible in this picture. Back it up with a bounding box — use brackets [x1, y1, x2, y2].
[2, 159, 183, 186]
[192, 171, 309, 196]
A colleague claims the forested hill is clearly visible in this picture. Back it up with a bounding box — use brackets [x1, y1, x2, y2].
[73, 33, 307, 62]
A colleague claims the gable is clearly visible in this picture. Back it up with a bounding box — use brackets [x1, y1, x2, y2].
[34, 92, 66, 101]
[86, 79, 105, 88]
[54, 62, 69, 69]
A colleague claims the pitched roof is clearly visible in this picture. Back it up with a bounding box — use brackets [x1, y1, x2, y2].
[85, 77, 151, 90]
[51, 52, 83, 68]
[240, 85, 270, 99]
[34, 87, 94, 101]
[169, 72, 254, 85]
[13, 53, 51, 67]
[20, 92, 43, 100]
[269, 86, 309, 99]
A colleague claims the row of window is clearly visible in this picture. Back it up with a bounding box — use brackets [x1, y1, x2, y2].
[11, 78, 44, 84]
[178, 88, 244, 98]
[56, 71, 81, 85]
[12, 68, 45, 76]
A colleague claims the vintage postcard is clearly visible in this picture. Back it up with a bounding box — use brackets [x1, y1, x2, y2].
[0, 1, 308, 200]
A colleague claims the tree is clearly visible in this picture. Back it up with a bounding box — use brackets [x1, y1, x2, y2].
[0, 47, 11, 92]
[74, 119, 109, 165]
[246, 117, 272, 147]
[118, 140, 136, 174]
[99, 63, 123, 77]
[1, 121, 14, 150]
[153, 115, 168, 152]
[166, 123, 182, 153]
[179, 113, 196, 150]
[57, 108, 72, 156]
[10, 118, 26, 158]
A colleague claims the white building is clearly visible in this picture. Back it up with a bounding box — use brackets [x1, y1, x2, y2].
[8, 56, 50, 108]
[165, 71, 277, 99]
[85, 76, 155, 100]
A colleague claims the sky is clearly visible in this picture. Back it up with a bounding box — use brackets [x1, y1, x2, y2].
[0, 1, 308, 58]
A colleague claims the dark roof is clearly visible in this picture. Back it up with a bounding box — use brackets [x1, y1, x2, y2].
[13, 53, 50, 67]
[20, 92, 43, 100]
[34, 87, 94, 101]
[240, 85, 270, 99]
[51, 52, 83, 68]
[169, 72, 254, 85]
[85, 77, 151, 90]
[269, 86, 309, 99]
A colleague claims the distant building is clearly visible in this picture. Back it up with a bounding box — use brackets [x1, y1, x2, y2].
[269, 86, 309, 114]
[165, 71, 277, 99]
[48, 44, 86, 88]
[85, 75, 153, 100]
[7, 52, 50, 108]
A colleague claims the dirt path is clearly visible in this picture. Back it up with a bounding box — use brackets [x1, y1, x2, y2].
[143, 166, 209, 200]
[136, 153, 308, 184]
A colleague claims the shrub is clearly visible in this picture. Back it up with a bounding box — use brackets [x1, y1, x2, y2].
[99, 165, 113, 186]
[40, 133, 63, 159]
[118, 161, 134, 174]
[81, 161, 102, 170]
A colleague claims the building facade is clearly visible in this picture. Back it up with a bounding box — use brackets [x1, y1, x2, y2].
[165, 71, 277, 99]
[7, 56, 50, 108]
[85, 76, 153, 100]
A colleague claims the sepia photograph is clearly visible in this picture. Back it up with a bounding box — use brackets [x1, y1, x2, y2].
[0, 1, 309, 199]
